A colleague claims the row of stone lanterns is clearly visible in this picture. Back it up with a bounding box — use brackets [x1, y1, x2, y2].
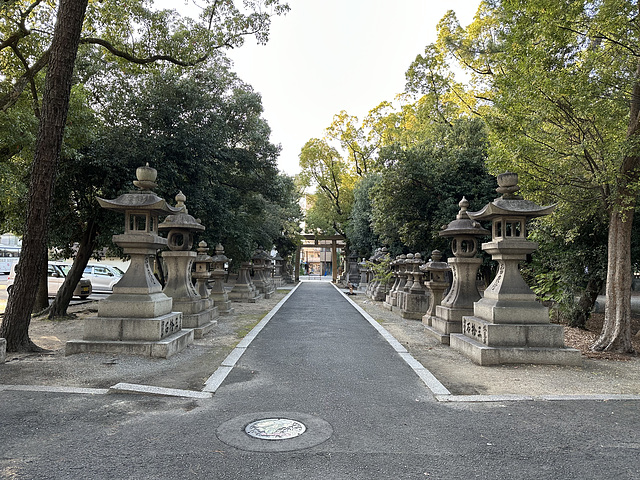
[65, 164, 277, 358]
[366, 172, 581, 366]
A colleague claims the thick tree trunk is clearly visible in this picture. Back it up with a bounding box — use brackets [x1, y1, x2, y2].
[569, 275, 605, 329]
[592, 209, 634, 352]
[0, 0, 89, 352]
[48, 219, 98, 319]
[33, 246, 50, 313]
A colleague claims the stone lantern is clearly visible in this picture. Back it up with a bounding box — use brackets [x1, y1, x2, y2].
[252, 248, 274, 299]
[273, 253, 284, 287]
[383, 256, 402, 309]
[159, 192, 218, 338]
[209, 243, 234, 315]
[426, 197, 489, 344]
[400, 253, 429, 320]
[229, 260, 262, 303]
[421, 250, 451, 329]
[194, 241, 213, 301]
[66, 163, 193, 358]
[347, 251, 361, 286]
[450, 173, 581, 365]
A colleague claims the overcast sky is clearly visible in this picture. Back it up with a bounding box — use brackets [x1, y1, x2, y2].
[157, 0, 482, 176]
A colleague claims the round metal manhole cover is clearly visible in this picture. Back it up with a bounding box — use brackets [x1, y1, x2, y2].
[216, 411, 333, 452]
[245, 418, 306, 440]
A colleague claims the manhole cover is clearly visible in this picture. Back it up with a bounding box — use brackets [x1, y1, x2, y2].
[245, 418, 306, 440]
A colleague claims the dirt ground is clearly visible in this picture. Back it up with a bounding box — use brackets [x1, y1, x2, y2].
[0, 290, 292, 391]
[2, 284, 640, 396]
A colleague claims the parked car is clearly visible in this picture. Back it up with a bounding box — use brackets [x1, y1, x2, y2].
[7, 261, 92, 299]
[82, 264, 124, 292]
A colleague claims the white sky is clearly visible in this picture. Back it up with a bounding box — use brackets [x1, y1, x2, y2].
[156, 0, 482, 176]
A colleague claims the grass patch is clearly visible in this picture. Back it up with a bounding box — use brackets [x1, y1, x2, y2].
[234, 314, 266, 338]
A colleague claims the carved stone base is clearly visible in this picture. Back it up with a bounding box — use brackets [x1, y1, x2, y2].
[82, 311, 184, 341]
[400, 293, 429, 320]
[450, 333, 581, 366]
[213, 299, 235, 315]
[66, 328, 194, 359]
[181, 306, 219, 339]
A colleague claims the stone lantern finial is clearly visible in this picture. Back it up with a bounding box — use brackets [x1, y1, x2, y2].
[457, 197, 470, 219]
[133, 162, 158, 191]
[175, 191, 187, 213]
[495, 172, 521, 199]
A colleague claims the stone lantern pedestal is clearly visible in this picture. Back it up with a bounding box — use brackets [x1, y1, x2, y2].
[66, 164, 193, 358]
[427, 198, 488, 344]
[209, 243, 234, 315]
[421, 250, 451, 333]
[229, 261, 262, 302]
[450, 173, 581, 365]
[159, 193, 218, 339]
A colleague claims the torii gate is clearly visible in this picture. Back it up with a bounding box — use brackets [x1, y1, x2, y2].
[294, 234, 346, 282]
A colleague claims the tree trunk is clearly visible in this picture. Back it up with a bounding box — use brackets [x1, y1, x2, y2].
[592, 209, 634, 352]
[33, 246, 50, 313]
[569, 275, 605, 329]
[48, 219, 98, 319]
[0, 0, 89, 352]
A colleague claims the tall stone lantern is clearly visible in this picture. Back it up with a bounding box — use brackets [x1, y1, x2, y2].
[421, 250, 451, 329]
[210, 243, 234, 315]
[450, 173, 581, 365]
[66, 163, 193, 358]
[426, 197, 489, 344]
[159, 192, 218, 338]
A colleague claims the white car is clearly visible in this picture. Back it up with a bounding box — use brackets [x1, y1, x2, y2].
[82, 264, 124, 292]
[7, 261, 92, 299]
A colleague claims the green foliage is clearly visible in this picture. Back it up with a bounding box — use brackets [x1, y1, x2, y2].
[345, 173, 380, 258]
[371, 117, 496, 255]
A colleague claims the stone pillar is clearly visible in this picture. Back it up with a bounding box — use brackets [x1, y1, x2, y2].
[159, 192, 218, 339]
[450, 173, 581, 365]
[209, 243, 234, 315]
[0, 337, 6, 364]
[347, 251, 361, 285]
[66, 164, 193, 358]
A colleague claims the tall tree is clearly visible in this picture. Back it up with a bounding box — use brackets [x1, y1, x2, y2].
[0, 0, 289, 352]
[437, 0, 640, 352]
[1, 0, 89, 351]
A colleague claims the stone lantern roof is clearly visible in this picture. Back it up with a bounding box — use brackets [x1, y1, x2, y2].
[440, 197, 489, 238]
[468, 172, 555, 221]
[158, 191, 205, 233]
[97, 163, 181, 216]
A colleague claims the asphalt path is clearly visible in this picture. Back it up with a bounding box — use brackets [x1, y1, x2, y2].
[1, 282, 640, 479]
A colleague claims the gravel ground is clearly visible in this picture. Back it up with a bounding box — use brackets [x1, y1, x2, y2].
[2, 283, 639, 396]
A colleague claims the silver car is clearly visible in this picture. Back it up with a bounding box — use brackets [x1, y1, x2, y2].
[82, 264, 124, 292]
[7, 262, 92, 299]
